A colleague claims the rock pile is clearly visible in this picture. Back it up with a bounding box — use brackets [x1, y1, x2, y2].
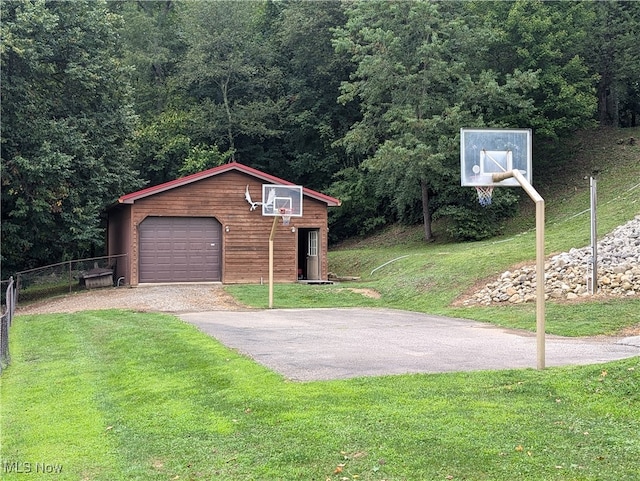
[464, 215, 640, 305]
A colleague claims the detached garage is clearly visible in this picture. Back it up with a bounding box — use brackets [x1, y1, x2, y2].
[107, 162, 340, 286]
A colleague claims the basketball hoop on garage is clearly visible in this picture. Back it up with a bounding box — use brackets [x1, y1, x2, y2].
[279, 207, 292, 226]
[475, 185, 494, 207]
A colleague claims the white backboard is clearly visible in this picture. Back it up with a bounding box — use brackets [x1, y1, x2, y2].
[461, 128, 532, 186]
[262, 184, 303, 217]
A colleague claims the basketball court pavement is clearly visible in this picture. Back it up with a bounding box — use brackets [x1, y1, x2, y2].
[180, 308, 640, 381]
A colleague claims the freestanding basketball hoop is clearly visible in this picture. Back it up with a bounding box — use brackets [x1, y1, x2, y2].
[461, 128, 532, 207]
[262, 184, 303, 308]
[460, 128, 546, 370]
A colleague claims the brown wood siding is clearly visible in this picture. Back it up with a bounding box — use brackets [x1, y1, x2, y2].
[123, 170, 330, 285]
[107, 206, 131, 283]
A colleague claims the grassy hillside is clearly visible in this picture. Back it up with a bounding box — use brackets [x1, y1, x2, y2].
[228, 127, 640, 335]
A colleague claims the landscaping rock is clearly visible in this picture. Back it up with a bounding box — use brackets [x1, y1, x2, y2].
[463, 215, 640, 305]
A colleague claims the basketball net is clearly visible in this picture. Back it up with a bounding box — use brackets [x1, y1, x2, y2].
[279, 208, 292, 226]
[475, 186, 494, 207]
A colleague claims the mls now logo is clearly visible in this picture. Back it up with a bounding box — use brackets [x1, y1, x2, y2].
[2, 461, 63, 474]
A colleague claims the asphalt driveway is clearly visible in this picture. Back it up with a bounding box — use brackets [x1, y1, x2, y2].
[179, 308, 640, 381]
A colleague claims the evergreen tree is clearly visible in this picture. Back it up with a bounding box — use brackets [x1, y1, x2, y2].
[482, 0, 598, 139]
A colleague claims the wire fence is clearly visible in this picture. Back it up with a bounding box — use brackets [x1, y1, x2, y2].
[15, 254, 127, 303]
[1, 277, 16, 374]
[1, 254, 126, 375]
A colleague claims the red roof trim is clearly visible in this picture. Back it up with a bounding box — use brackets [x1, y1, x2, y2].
[118, 162, 341, 207]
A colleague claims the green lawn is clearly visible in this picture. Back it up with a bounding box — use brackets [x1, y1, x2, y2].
[2, 310, 639, 480]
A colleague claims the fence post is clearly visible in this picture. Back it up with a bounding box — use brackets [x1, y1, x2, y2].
[10, 276, 16, 325]
[1, 276, 14, 373]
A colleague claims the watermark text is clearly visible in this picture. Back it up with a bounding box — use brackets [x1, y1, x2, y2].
[2, 461, 63, 474]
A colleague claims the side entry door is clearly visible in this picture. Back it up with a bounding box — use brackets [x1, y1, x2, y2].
[306, 229, 320, 280]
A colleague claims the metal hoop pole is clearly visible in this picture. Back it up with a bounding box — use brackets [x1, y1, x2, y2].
[493, 170, 545, 370]
[590, 177, 598, 295]
[268, 215, 278, 309]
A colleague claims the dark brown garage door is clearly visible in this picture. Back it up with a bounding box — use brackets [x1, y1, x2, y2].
[139, 217, 221, 283]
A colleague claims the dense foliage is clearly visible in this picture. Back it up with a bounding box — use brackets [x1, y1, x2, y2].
[2, 0, 639, 276]
[1, 0, 143, 275]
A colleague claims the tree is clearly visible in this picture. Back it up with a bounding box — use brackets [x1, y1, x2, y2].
[474, 0, 598, 139]
[111, 0, 204, 186]
[120, 1, 355, 191]
[266, 0, 358, 190]
[333, 0, 537, 241]
[1, 0, 142, 275]
[176, 1, 283, 164]
[177, 145, 233, 177]
[129, 108, 194, 186]
[109, 0, 187, 118]
[585, 1, 640, 127]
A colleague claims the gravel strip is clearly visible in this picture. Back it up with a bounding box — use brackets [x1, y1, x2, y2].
[16, 284, 245, 315]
